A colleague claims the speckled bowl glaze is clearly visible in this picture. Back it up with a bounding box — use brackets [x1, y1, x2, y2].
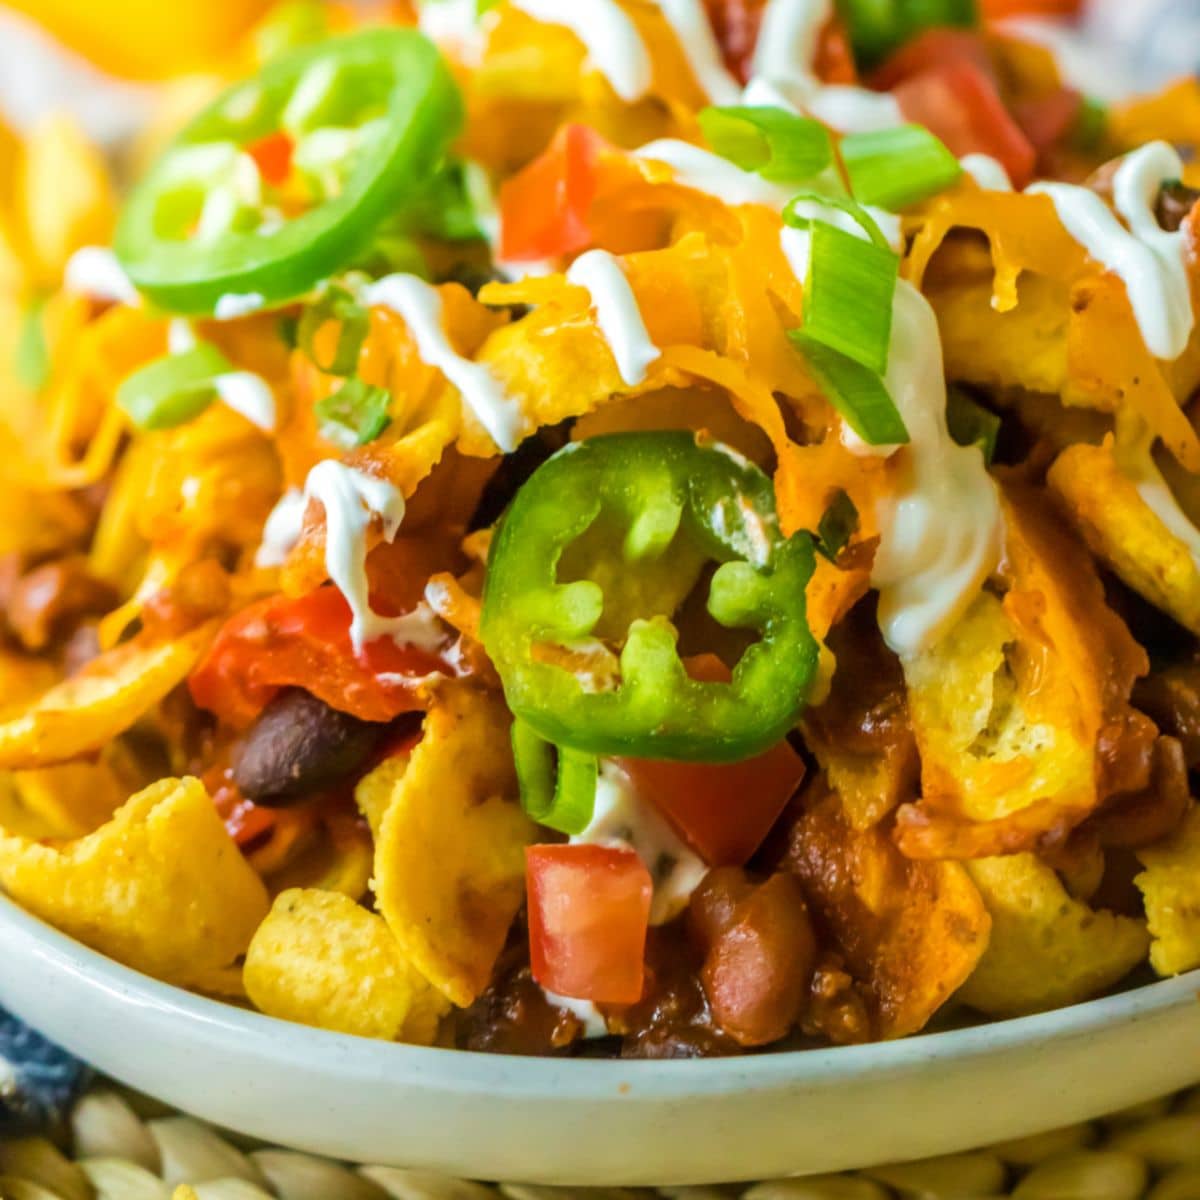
[1, 893, 1198, 1186]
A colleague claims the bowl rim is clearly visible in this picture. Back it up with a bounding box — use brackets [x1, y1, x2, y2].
[6, 890, 1199, 1097]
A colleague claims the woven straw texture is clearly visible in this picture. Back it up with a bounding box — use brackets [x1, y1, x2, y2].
[0, 1084, 1199, 1199]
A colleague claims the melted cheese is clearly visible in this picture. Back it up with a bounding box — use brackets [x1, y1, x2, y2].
[510, 0, 653, 102]
[566, 249, 660, 386]
[1030, 142, 1194, 361]
[871, 282, 1005, 658]
[363, 274, 522, 451]
[572, 761, 707, 927]
[64, 247, 138, 304]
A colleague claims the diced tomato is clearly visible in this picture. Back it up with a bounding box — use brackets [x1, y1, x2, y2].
[981, 0, 1083, 16]
[189, 586, 445, 729]
[869, 28, 995, 91]
[499, 124, 604, 263]
[246, 130, 294, 187]
[526, 844, 652, 1005]
[620, 739, 806, 868]
[1012, 86, 1083, 154]
[892, 59, 1037, 188]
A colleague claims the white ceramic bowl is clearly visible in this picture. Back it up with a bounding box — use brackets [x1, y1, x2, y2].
[2, 894, 1198, 1186]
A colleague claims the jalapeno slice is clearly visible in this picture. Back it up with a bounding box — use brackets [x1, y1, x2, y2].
[115, 29, 463, 316]
[480, 432, 819, 764]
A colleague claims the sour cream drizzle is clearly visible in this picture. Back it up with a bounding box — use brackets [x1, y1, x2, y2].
[960, 153, 1013, 193]
[1119, 423, 1200, 570]
[509, 0, 653, 103]
[164, 319, 276, 432]
[362, 274, 522, 452]
[1029, 141, 1195, 362]
[566, 249, 661, 386]
[64, 246, 138, 305]
[654, 0, 742, 104]
[871, 282, 1004, 657]
[749, 0, 903, 133]
[213, 372, 276, 432]
[572, 761, 707, 927]
[633, 139, 798, 209]
[301, 460, 446, 653]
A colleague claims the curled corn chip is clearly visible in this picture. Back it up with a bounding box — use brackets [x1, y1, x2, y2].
[959, 854, 1149, 1018]
[12, 738, 155, 838]
[372, 685, 535, 1007]
[264, 812, 373, 902]
[1136, 805, 1200, 976]
[899, 482, 1148, 857]
[1050, 439, 1200, 636]
[0, 625, 214, 770]
[244, 889, 447, 1043]
[784, 782, 991, 1039]
[0, 777, 268, 988]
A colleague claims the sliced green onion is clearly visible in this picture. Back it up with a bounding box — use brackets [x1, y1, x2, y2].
[816, 489, 860, 563]
[946, 386, 1000, 465]
[254, 0, 328, 64]
[315, 377, 392, 446]
[783, 191, 892, 250]
[835, 0, 978, 69]
[512, 719, 597, 836]
[699, 105, 834, 182]
[1072, 97, 1108, 152]
[278, 313, 299, 349]
[790, 331, 909, 446]
[298, 285, 370, 376]
[394, 161, 484, 241]
[841, 125, 962, 210]
[15, 297, 50, 390]
[116, 344, 231, 431]
[802, 220, 898, 374]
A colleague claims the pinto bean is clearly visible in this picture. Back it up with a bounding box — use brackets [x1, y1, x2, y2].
[1156, 181, 1200, 233]
[689, 867, 816, 1047]
[233, 688, 384, 806]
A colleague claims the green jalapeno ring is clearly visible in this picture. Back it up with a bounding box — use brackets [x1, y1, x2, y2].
[115, 29, 463, 316]
[480, 432, 819, 765]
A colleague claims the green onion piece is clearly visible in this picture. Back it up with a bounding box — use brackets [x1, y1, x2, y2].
[512, 719, 597, 836]
[835, 0, 978, 69]
[841, 125, 962, 210]
[699, 106, 834, 182]
[314, 377, 392, 446]
[946, 386, 1000, 465]
[1072, 97, 1108, 152]
[802, 220, 898, 374]
[783, 191, 891, 250]
[15, 297, 50, 390]
[790, 331, 910, 446]
[254, 0, 328, 63]
[298, 286, 370, 377]
[395, 161, 483, 241]
[816, 489, 860, 563]
[116, 344, 231, 431]
[278, 313, 299, 349]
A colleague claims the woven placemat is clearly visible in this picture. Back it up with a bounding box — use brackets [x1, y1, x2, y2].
[0, 1084, 1198, 1200]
